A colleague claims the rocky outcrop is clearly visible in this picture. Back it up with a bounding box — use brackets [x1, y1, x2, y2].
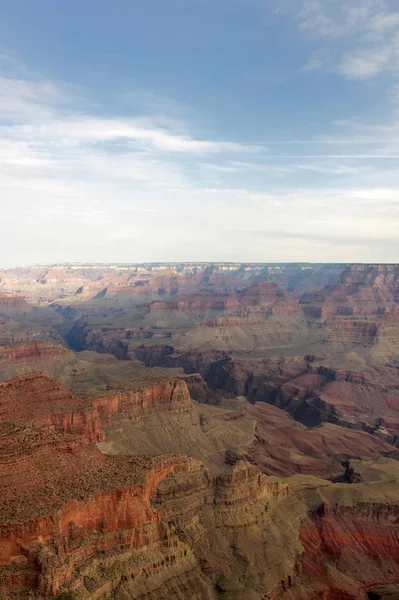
[0, 371, 205, 598]
[0, 267, 98, 305]
[148, 280, 299, 318]
[0, 371, 192, 444]
[135, 345, 228, 376]
[0, 341, 70, 363]
[296, 498, 399, 599]
[66, 322, 131, 358]
[268, 264, 345, 297]
[214, 461, 286, 506]
[135, 344, 176, 367]
[2, 263, 399, 599]
[89, 377, 192, 424]
[325, 318, 380, 344]
[302, 264, 399, 318]
[323, 313, 399, 357]
[228, 279, 299, 312]
[285, 363, 399, 429]
[65, 278, 304, 356]
[0, 263, 346, 307]
[153, 460, 399, 600]
[0, 264, 268, 306]
[151, 294, 228, 312]
[0, 452, 199, 598]
[135, 346, 399, 446]
[0, 372, 103, 441]
[0, 294, 27, 309]
[1, 366, 399, 599]
[178, 373, 214, 402]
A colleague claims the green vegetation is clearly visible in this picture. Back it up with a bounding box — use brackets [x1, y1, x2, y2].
[54, 592, 77, 600]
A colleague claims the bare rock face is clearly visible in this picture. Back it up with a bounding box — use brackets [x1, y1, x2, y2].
[324, 313, 399, 357]
[0, 341, 70, 363]
[0, 367, 399, 600]
[89, 377, 192, 424]
[149, 279, 299, 314]
[0, 372, 205, 599]
[65, 278, 305, 356]
[295, 499, 399, 599]
[0, 341, 78, 382]
[138, 346, 399, 436]
[268, 264, 345, 297]
[151, 294, 229, 312]
[0, 264, 267, 306]
[2, 264, 399, 599]
[0, 294, 28, 309]
[325, 317, 380, 344]
[277, 362, 399, 433]
[164, 281, 303, 352]
[302, 264, 399, 318]
[214, 461, 277, 505]
[228, 279, 299, 312]
[0, 263, 347, 308]
[0, 371, 192, 442]
[0, 371, 103, 442]
[134, 347, 399, 473]
[0, 267, 93, 304]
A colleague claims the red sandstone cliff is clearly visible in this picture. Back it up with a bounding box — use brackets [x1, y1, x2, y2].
[0, 294, 27, 309]
[0, 371, 202, 598]
[1, 367, 399, 600]
[0, 341, 70, 364]
[302, 264, 399, 318]
[150, 279, 299, 314]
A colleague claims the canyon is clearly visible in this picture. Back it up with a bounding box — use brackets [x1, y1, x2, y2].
[1, 263, 399, 600]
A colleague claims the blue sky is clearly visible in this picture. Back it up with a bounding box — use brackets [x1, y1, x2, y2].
[0, 0, 399, 265]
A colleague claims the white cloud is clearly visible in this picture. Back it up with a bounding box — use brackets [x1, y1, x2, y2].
[0, 63, 399, 265]
[298, 0, 399, 38]
[338, 34, 399, 78]
[0, 74, 263, 156]
[298, 0, 343, 37]
[0, 71, 269, 229]
[0, 75, 72, 120]
[295, 0, 399, 79]
[369, 10, 399, 31]
[17, 115, 260, 154]
[300, 56, 324, 72]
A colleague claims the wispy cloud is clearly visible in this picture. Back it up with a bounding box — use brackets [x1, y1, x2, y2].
[296, 0, 399, 80]
[0, 75, 73, 120]
[300, 56, 324, 72]
[338, 36, 398, 79]
[0, 70, 270, 217]
[298, 0, 399, 38]
[298, 0, 343, 37]
[18, 115, 263, 154]
[0, 58, 399, 265]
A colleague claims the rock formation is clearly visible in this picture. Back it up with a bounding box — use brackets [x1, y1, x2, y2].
[0, 294, 28, 309]
[302, 264, 399, 318]
[1, 369, 398, 599]
[1, 263, 399, 600]
[65, 277, 307, 356]
[0, 263, 271, 306]
[0, 341, 69, 363]
[0, 372, 205, 598]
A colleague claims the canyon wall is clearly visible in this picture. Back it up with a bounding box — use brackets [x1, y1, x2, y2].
[1, 368, 399, 599]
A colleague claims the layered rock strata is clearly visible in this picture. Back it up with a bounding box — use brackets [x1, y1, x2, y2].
[1, 370, 399, 599]
[302, 264, 399, 318]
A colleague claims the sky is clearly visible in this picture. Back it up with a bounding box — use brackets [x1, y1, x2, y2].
[0, 0, 399, 266]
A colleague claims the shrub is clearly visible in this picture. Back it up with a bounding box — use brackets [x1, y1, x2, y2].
[54, 592, 77, 600]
